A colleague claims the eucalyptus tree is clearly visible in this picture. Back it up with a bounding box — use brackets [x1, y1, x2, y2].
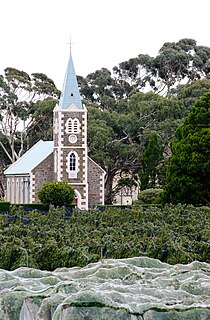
[78, 68, 133, 108]
[112, 38, 210, 97]
[87, 88, 196, 203]
[113, 54, 155, 93]
[0, 67, 60, 163]
[128, 91, 186, 152]
[175, 79, 210, 113]
[152, 38, 210, 95]
[87, 103, 141, 203]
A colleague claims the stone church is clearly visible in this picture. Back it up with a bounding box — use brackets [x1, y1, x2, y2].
[4, 54, 105, 210]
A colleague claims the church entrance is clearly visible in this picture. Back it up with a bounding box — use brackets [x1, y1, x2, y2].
[74, 189, 82, 209]
[72, 197, 78, 206]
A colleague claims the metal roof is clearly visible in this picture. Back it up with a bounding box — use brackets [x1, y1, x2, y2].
[4, 140, 54, 175]
[59, 54, 83, 109]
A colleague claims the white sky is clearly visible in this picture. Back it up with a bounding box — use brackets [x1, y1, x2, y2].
[1, 0, 210, 90]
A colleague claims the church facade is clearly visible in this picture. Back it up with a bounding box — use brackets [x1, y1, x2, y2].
[4, 55, 105, 210]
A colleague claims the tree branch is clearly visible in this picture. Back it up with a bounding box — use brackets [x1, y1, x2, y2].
[0, 141, 13, 163]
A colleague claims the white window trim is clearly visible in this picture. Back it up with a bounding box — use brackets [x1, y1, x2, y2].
[65, 118, 81, 134]
[66, 151, 79, 178]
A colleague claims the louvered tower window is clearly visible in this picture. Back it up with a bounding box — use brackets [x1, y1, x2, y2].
[67, 119, 73, 133]
[66, 118, 80, 134]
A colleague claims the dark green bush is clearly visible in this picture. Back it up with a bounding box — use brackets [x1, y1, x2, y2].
[137, 188, 163, 204]
[38, 180, 75, 207]
[0, 201, 10, 212]
[95, 205, 132, 211]
[11, 203, 49, 212]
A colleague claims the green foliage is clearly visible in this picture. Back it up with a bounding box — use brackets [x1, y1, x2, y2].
[26, 98, 56, 145]
[2, 38, 210, 207]
[83, 42, 210, 202]
[10, 203, 49, 212]
[81, 38, 210, 99]
[0, 204, 208, 270]
[137, 188, 163, 204]
[140, 133, 163, 190]
[176, 79, 210, 113]
[0, 201, 10, 212]
[87, 104, 141, 203]
[37, 180, 75, 207]
[162, 92, 210, 206]
[0, 68, 59, 164]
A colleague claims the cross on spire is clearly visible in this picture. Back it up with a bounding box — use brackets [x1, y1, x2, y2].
[67, 35, 74, 55]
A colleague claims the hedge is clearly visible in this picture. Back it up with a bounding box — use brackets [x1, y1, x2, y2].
[0, 201, 10, 212]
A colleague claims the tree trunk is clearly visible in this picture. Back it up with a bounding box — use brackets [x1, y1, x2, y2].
[104, 169, 117, 204]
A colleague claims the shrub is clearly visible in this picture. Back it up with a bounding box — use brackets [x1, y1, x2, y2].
[0, 201, 10, 212]
[11, 203, 49, 212]
[137, 188, 163, 204]
[37, 181, 74, 207]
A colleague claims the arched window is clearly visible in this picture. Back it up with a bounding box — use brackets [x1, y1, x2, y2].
[65, 118, 81, 134]
[69, 153, 76, 171]
[67, 151, 79, 178]
[73, 119, 79, 132]
[66, 118, 73, 133]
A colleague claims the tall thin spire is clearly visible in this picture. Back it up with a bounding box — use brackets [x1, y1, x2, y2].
[59, 54, 83, 109]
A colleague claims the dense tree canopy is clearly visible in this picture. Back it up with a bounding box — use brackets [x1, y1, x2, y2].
[162, 93, 210, 205]
[140, 133, 163, 190]
[87, 103, 141, 203]
[112, 38, 210, 96]
[83, 39, 210, 203]
[86, 92, 189, 202]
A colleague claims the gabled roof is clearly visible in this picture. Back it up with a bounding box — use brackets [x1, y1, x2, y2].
[4, 140, 54, 175]
[88, 156, 106, 175]
[59, 54, 83, 109]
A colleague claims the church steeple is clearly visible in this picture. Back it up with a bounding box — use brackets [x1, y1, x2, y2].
[59, 54, 83, 109]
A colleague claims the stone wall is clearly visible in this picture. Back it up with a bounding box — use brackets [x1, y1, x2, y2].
[32, 153, 54, 203]
[88, 157, 105, 206]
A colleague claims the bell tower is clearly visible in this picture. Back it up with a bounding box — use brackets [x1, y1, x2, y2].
[53, 54, 88, 210]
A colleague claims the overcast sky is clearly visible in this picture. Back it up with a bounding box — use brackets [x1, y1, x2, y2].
[1, 0, 210, 90]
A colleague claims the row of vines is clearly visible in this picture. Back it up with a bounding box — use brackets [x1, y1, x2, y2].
[0, 204, 209, 271]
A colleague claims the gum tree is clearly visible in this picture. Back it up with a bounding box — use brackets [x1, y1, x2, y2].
[0, 68, 59, 163]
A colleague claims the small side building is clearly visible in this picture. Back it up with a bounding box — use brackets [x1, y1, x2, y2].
[4, 140, 54, 204]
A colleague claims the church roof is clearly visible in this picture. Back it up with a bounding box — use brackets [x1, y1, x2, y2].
[4, 140, 54, 175]
[59, 54, 83, 109]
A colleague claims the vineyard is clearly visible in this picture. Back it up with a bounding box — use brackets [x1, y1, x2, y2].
[0, 204, 209, 271]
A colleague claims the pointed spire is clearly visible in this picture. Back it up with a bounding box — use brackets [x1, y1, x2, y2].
[59, 54, 83, 109]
